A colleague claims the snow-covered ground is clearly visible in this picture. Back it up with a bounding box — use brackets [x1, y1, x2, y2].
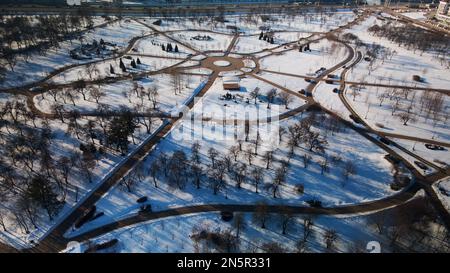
[132, 33, 196, 57]
[345, 16, 450, 90]
[168, 31, 234, 52]
[0, 19, 152, 89]
[190, 76, 307, 121]
[1, 10, 447, 253]
[0, 74, 207, 249]
[48, 56, 183, 84]
[147, 11, 356, 35]
[394, 138, 449, 169]
[66, 212, 386, 253]
[37, 74, 208, 114]
[258, 72, 310, 93]
[402, 11, 427, 21]
[434, 177, 450, 213]
[66, 109, 400, 238]
[259, 39, 348, 76]
[0, 93, 164, 249]
[232, 32, 310, 54]
[345, 86, 450, 143]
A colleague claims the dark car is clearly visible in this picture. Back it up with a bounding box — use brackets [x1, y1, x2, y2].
[332, 88, 340, 93]
[139, 204, 152, 213]
[379, 137, 391, 145]
[414, 161, 429, 171]
[425, 143, 445, 151]
[221, 211, 233, 222]
[349, 114, 363, 124]
[136, 196, 148, 203]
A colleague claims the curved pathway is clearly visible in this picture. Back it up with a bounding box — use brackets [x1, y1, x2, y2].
[1, 10, 449, 252]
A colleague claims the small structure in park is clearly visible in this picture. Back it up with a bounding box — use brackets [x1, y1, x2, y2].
[192, 35, 213, 41]
[222, 76, 240, 90]
[70, 39, 117, 60]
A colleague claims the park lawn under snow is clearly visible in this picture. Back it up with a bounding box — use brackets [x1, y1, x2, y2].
[0, 92, 165, 249]
[433, 177, 450, 213]
[345, 16, 450, 90]
[344, 86, 450, 143]
[1, 72, 208, 248]
[132, 33, 196, 57]
[393, 138, 449, 169]
[313, 82, 354, 123]
[47, 56, 183, 84]
[0, 19, 152, 89]
[191, 76, 306, 121]
[167, 31, 234, 53]
[67, 109, 397, 237]
[36, 74, 208, 115]
[259, 39, 348, 76]
[231, 32, 310, 54]
[257, 71, 310, 93]
[143, 10, 356, 35]
[65, 211, 392, 253]
[402, 11, 428, 21]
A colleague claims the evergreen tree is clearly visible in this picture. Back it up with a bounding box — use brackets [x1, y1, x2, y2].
[259, 31, 264, 40]
[106, 111, 137, 154]
[131, 59, 137, 68]
[110, 64, 115, 74]
[136, 57, 141, 65]
[174, 45, 179, 52]
[25, 175, 63, 221]
[161, 44, 165, 51]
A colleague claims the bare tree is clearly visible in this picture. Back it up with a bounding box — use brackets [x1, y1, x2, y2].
[266, 88, 277, 109]
[250, 87, 261, 104]
[342, 160, 357, 182]
[229, 145, 240, 161]
[302, 154, 312, 169]
[263, 150, 273, 169]
[149, 160, 160, 188]
[208, 147, 219, 168]
[250, 166, 264, 193]
[279, 92, 293, 109]
[233, 212, 246, 239]
[324, 229, 339, 251]
[252, 202, 270, 229]
[278, 209, 294, 235]
[191, 163, 203, 189]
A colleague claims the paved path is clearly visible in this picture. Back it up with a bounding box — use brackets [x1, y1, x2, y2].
[1, 9, 449, 252]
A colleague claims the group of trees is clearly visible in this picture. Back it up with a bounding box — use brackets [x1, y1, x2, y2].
[161, 43, 179, 53]
[0, 98, 109, 234]
[248, 87, 293, 110]
[368, 22, 450, 67]
[369, 86, 447, 127]
[191, 207, 341, 253]
[0, 15, 96, 72]
[367, 197, 450, 252]
[0, 77, 165, 233]
[258, 32, 275, 44]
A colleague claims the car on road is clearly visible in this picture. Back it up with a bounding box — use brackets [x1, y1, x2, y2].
[379, 137, 391, 145]
[139, 204, 152, 213]
[349, 114, 363, 124]
[29, 86, 44, 92]
[414, 161, 429, 171]
[425, 143, 445, 151]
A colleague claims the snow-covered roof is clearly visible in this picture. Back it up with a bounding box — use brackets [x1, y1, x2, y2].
[223, 76, 240, 84]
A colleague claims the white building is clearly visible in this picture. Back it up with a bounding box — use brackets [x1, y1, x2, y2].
[437, 0, 450, 15]
[222, 76, 240, 90]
